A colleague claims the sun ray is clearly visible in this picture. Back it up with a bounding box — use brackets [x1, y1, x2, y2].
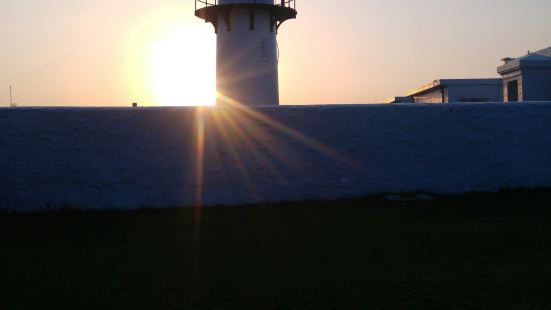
[218, 108, 290, 186]
[218, 93, 362, 168]
[211, 110, 258, 196]
[222, 108, 292, 181]
[194, 107, 206, 218]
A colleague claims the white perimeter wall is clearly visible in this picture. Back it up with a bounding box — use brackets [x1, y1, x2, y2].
[1, 103, 551, 211]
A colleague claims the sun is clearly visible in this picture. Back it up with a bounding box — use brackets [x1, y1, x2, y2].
[150, 24, 216, 106]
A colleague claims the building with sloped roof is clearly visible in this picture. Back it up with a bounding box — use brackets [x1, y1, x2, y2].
[498, 47, 551, 102]
[403, 79, 503, 104]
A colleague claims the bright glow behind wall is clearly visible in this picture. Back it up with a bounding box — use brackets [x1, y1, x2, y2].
[150, 24, 216, 106]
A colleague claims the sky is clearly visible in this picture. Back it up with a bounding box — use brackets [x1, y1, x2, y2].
[1, 0, 550, 107]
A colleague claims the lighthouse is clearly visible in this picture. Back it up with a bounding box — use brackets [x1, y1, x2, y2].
[195, 0, 297, 106]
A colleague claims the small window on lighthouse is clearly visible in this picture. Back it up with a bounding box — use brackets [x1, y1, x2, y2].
[260, 40, 268, 59]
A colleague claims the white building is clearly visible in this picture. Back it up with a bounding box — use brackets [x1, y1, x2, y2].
[391, 46, 551, 104]
[395, 79, 503, 104]
[498, 47, 551, 102]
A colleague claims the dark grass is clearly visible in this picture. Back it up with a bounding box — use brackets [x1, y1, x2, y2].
[2, 190, 551, 309]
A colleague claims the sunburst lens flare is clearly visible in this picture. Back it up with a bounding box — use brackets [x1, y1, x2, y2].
[215, 93, 361, 168]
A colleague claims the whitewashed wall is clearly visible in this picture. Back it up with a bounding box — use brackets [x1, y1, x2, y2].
[1, 103, 551, 211]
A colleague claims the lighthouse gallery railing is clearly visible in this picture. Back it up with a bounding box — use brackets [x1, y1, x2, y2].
[195, 0, 296, 11]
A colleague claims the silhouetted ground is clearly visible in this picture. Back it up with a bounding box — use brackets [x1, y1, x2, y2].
[1, 189, 551, 309]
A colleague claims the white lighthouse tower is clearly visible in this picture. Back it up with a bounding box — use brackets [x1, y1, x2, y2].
[195, 0, 297, 106]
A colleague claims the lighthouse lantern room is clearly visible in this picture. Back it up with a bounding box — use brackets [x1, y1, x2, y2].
[195, 0, 297, 106]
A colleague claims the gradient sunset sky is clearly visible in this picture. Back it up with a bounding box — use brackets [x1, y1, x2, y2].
[1, 0, 550, 106]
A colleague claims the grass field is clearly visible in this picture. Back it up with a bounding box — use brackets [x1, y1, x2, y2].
[1, 190, 551, 309]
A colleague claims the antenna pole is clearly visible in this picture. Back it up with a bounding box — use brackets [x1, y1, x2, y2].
[10, 85, 13, 107]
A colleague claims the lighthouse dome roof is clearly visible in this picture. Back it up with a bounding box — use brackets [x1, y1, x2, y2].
[218, 0, 274, 4]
